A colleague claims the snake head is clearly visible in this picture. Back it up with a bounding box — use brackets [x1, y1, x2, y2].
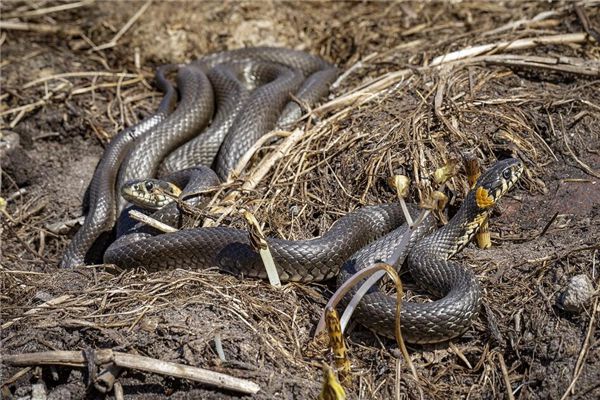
[121, 179, 182, 210]
[473, 158, 523, 209]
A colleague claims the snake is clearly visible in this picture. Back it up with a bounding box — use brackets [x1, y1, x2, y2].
[60, 46, 523, 343]
[60, 47, 338, 268]
[105, 158, 523, 343]
[59, 65, 178, 268]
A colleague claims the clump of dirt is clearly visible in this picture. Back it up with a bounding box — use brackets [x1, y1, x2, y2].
[1, 1, 599, 399]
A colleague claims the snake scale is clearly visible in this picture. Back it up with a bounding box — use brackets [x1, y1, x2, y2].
[61, 47, 523, 343]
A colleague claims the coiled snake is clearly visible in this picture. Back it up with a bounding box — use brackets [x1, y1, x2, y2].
[61, 47, 523, 343]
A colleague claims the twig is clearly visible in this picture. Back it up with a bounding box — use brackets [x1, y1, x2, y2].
[559, 114, 600, 178]
[1, 82, 68, 124]
[378, 263, 420, 393]
[11, 198, 48, 226]
[539, 211, 559, 237]
[581, 99, 600, 112]
[313, 73, 410, 115]
[128, 210, 177, 233]
[0, 216, 51, 264]
[450, 342, 473, 369]
[3, 350, 261, 395]
[330, 48, 386, 90]
[93, 0, 152, 51]
[497, 352, 515, 400]
[481, 10, 560, 37]
[0, 20, 82, 36]
[387, 211, 431, 266]
[0, 99, 47, 117]
[314, 175, 427, 340]
[1, 295, 72, 329]
[210, 35, 595, 221]
[234, 127, 305, 189]
[560, 297, 598, 400]
[434, 67, 466, 139]
[319, 204, 427, 335]
[23, 71, 141, 89]
[4, 0, 94, 18]
[229, 130, 291, 180]
[314, 265, 390, 335]
[71, 77, 145, 95]
[0, 367, 32, 387]
[316, 32, 594, 120]
[480, 54, 600, 77]
[431, 33, 592, 66]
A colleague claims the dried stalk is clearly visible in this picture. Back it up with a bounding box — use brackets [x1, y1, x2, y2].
[128, 210, 178, 233]
[431, 32, 591, 66]
[92, 0, 152, 51]
[0, 21, 82, 36]
[3, 350, 261, 395]
[3, 0, 94, 18]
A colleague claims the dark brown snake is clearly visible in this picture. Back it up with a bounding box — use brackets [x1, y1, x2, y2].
[61, 47, 523, 343]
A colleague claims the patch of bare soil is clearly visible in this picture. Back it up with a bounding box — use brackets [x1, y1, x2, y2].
[1, 1, 599, 399]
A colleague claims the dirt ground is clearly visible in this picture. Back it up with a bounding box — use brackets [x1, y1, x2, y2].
[1, 1, 599, 399]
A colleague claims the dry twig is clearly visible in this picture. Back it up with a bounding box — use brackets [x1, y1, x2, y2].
[0, 20, 82, 36]
[559, 297, 599, 400]
[92, 0, 152, 51]
[128, 209, 177, 233]
[3, 0, 95, 19]
[3, 350, 261, 395]
[431, 32, 592, 66]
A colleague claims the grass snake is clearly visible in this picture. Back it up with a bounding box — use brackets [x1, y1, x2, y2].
[61, 47, 523, 343]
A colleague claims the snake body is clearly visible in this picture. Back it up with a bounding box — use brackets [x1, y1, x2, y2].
[62, 47, 523, 343]
[338, 159, 523, 342]
[61, 47, 337, 266]
[59, 66, 178, 268]
[159, 64, 254, 174]
[106, 159, 522, 342]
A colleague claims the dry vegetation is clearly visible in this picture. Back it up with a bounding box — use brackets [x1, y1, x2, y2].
[1, 1, 599, 399]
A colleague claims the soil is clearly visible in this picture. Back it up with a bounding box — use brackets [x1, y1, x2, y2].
[1, 1, 599, 399]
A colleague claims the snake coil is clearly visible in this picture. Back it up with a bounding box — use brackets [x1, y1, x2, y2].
[62, 47, 523, 343]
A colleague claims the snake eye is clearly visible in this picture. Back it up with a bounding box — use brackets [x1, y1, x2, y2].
[145, 182, 155, 191]
[502, 169, 511, 180]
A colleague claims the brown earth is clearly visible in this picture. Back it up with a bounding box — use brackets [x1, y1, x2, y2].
[1, 1, 599, 399]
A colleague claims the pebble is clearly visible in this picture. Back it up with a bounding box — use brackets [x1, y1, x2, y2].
[557, 274, 595, 313]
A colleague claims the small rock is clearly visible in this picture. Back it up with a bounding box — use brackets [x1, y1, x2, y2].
[31, 383, 47, 400]
[289, 205, 301, 216]
[0, 131, 20, 155]
[557, 274, 595, 313]
[34, 291, 53, 302]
